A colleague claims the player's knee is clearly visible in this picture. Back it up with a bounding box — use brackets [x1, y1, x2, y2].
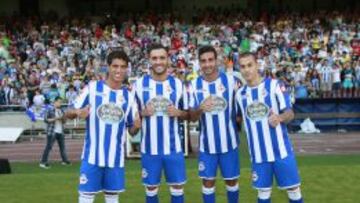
[78, 192, 95, 203]
[225, 179, 238, 187]
[145, 186, 159, 197]
[104, 192, 118, 195]
[202, 179, 215, 188]
[287, 187, 302, 200]
[170, 186, 184, 196]
[258, 189, 272, 200]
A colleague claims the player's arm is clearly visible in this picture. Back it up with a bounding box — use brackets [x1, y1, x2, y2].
[188, 81, 213, 122]
[188, 97, 213, 121]
[65, 106, 90, 120]
[65, 84, 90, 120]
[128, 112, 141, 136]
[234, 90, 243, 129]
[167, 105, 189, 120]
[188, 108, 202, 122]
[279, 109, 295, 123]
[127, 98, 141, 136]
[268, 81, 294, 127]
[140, 103, 155, 117]
[168, 83, 192, 120]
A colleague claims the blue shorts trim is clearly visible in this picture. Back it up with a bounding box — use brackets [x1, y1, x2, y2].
[78, 161, 125, 193]
[198, 148, 240, 180]
[141, 153, 187, 186]
[251, 154, 301, 190]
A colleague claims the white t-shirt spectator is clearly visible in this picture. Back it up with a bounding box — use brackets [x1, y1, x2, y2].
[33, 94, 45, 106]
[332, 67, 341, 83]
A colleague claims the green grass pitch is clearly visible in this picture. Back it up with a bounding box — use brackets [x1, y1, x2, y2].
[0, 136, 359, 202]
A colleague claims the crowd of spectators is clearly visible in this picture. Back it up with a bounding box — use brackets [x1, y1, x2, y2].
[0, 9, 359, 110]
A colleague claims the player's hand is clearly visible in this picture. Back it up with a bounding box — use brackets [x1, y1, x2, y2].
[77, 105, 90, 119]
[141, 104, 155, 117]
[167, 104, 181, 117]
[200, 97, 214, 112]
[133, 112, 142, 129]
[268, 109, 283, 127]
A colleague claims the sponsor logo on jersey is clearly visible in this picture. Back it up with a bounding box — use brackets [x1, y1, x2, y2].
[147, 96, 172, 115]
[246, 101, 270, 121]
[204, 95, 228, 114]
[97, 103, 124, 124]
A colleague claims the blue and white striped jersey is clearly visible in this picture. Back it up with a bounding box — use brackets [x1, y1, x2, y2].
[189, 72, 240, 154]
[72, 80, 137, 168]
[134, 75, 189, 155]
[235, 78, 294, 163]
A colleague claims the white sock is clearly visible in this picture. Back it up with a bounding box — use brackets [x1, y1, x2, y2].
[288, 187, 302, 200]
[170, 187, 184, 196]
[105, 194, 119, 203]
[258, 189, 272, 200]
[226, 183, 239, 192]
[78, 193, 95, 203]
[202, 186, 215, 195]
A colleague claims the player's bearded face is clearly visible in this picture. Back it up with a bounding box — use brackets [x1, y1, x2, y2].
[108, 58, 128, 83]
[200, 52, 217, 77]
[239, 56, 259, 83]
[150, 49, 168, 75]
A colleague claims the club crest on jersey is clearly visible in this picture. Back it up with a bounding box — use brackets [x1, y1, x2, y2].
[80, 174, 88, 184]
[117, 96, 125, 104]
[97, 103, 124, 124]
[262, 89, 268, 97]
[142, 168, 148, 178]
[165, 84, 174, 94]
[147, 96, 172, 115]
[217, 84, 226, 93]
[198, 161, 205, 171]
[252, 171, 258, 182]
[246, 101, 270, 121]
[204, 95, 228, 114]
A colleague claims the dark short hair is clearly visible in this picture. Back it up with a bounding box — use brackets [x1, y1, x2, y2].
[54, 96, 62, 102]
[239, 52, 257, 61]
[107, 50, 130, 66]
[198, 45, 217, 60]
[147, 43, 168, 55]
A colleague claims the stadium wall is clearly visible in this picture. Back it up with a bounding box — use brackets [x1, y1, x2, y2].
[0, 0, 358, 17]
[0, 0, 19, 15]
[39, 0, 68, 16]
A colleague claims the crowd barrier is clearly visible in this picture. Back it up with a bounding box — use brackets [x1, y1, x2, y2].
[290, 98, 360, 132]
